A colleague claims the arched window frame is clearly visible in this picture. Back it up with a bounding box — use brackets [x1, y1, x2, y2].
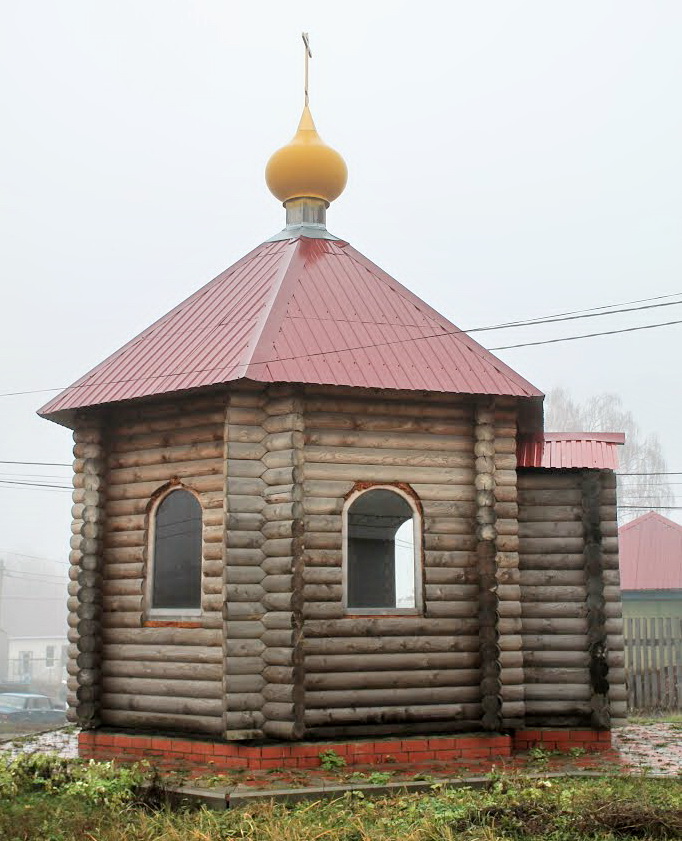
[342, 484, 424, 615]
[145, 484, 204, 621]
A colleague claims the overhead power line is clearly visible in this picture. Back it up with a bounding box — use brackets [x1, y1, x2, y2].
[0, 479, 71, 490]
[489, 318, 682, 350]
[0, 460, 71, 467]
[1, 291, 681, 399]
[618, 472, 682, 476]
[618, 505, 682, 511]
[0, 550, 70, 566]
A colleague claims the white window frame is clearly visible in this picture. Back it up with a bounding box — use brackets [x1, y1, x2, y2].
[145, 485, 204, 622]
[342, 484, 424, 615]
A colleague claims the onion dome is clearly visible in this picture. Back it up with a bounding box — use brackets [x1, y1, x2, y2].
[265, 105, 347, 206]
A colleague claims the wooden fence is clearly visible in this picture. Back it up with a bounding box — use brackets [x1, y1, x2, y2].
[624, 617, 682, 712]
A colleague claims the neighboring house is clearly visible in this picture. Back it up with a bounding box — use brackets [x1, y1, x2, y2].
[39, 95, 627, 748]
[619, 512, 682, 622]
[0, 555, 68, 698]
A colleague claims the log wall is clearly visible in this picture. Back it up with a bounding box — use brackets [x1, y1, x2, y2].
[518, 468, 626, 728]
[67, 383, 625, 740]
[67, 422, 107, 726]
[300, 388, 483, 737]
[98, 395, 228, 735]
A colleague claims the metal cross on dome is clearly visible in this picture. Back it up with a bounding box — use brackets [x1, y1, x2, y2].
[302, 31, 312, 106]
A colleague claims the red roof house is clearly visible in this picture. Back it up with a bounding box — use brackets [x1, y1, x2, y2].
[619, 512, 682, 592]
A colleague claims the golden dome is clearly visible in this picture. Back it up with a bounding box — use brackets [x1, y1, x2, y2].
[265, 105, 347, 206]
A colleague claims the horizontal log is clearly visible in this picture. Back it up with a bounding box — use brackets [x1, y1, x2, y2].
[424, 550, 476, 568]
[227, 477, 265, 496]
[101, 692, 222, 717]
[226, 494, 265, 514]
[518, 472, 582, 490]
[102, 579, 143, 597]
[519, 553, 585, 571]
[304, 463, 474, 485]
[225, 638, 266, 658]
[303, 567, 342, 586]
[425, 601, 479, 619]
[520, 570, 586, 587]
[524, 700, 591, 716]
[107, 475, 224, 501]
[102, 644, 221, 665]
[521, 634, 589, 652]
[521, 603, 588, 619]
[102, 676, 222, 698]
[521, 617, 588, 634]
[305, 685, 479, 709]
[101, 626, 221, 646]
[518, 537, 584, 554]
[424, 535, 477, 552]
[520, 505, 582, 523]
[305, 669, 479, 690]
[305, 616, 478, 637]
[519, 521, 584, 539]
[111, 405, 226, 433]
[306, 652, 479, 673]
[304, 534, 342, 550]
[108, 441, 224, 470]
[303, 634, 478, 656]
[227, 426, 268, 448]
[224, 548, 266, 566]
[519, 489, 581, 506]
[305, 428, 474, 452]
[521, 585, 587, 602]
[101, 708, 222, 734]
[110, 425, 224, 455]
[305, 390, 468, 412]
[108, 459, 223, 486]
[305, 445, 472, 469]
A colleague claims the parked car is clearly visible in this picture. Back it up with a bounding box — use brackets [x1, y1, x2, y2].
[0, 693, 66, 728]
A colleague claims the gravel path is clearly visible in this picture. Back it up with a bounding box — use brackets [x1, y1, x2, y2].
[612, 723, 682, 775]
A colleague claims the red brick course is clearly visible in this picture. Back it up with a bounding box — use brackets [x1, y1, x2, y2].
[78, 728, 612, 774]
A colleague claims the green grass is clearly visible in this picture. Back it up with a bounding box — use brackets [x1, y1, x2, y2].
[1, 752, 681, 840]
[629, 713, 682, 726]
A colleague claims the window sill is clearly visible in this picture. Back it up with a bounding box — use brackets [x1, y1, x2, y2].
[143, 619, 202, 628]
[145, 608, 203, 628]
[344, 607, 422, 616]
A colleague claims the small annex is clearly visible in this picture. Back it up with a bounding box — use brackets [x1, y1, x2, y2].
[40, 67, 628, 768]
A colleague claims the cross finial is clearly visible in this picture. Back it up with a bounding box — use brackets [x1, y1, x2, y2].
[302, 32, 312, 107]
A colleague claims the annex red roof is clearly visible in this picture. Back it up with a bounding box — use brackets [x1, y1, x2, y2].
[619, 512, 682, 591]
[517, 432, 625, 470]
[39, 236, 542, 424]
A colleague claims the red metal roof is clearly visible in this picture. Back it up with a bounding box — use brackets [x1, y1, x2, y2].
[517, 432, 625, 470]
[39, 236, 542, 423]
[619, 512, 682, 591]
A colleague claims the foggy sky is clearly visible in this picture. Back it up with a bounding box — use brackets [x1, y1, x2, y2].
[1, 0, 681, 575]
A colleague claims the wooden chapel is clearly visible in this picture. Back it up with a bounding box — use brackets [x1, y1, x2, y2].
[39, 52, 627, 761]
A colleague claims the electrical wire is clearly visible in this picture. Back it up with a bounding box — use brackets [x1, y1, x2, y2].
[0, 460, 71, 467]
[1, 292, 681, 399]
[489, 318, 682, 350]
[0, 479, 71, 490]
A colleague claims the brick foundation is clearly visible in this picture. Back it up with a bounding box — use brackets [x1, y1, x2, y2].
[79, 729, 611, 774]
[512, 729, 612, 753]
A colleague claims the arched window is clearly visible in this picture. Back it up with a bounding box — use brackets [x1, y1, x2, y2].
[344, 487, 422, 613]
[150, 489, 203, 612]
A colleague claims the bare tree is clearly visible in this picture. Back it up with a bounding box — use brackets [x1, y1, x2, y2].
[544, 389, 674, 523]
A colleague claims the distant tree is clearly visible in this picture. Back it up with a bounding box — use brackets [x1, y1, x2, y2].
[544, 389, 674, 523]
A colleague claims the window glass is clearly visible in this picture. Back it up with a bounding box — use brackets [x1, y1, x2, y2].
[152, 490, 202, 610]
[347, 489, 416, 609]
